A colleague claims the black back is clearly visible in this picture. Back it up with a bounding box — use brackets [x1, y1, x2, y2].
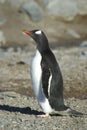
[41, 49, 65, 111]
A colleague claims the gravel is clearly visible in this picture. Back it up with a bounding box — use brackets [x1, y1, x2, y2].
[0, 91, 87, 130]
[0, 46, 87, 130]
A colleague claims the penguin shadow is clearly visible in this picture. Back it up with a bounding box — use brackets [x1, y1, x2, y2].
[0, 104, 44, 116]
[0, 104, 64, 117]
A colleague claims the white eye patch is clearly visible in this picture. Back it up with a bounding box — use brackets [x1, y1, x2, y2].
[35, 30, 42, 34]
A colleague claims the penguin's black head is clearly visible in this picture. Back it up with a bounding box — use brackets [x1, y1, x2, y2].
[23, 29, 49, 52]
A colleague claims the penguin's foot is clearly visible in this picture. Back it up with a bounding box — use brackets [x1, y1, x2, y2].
[37, 113, 49, 117]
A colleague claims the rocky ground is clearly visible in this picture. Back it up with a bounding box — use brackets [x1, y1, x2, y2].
[0, 1, 87, 130]
[0, 45, 87, 130]
[0, 91, 87, 130]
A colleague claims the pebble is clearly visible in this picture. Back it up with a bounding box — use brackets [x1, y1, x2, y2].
[66, 29, 80, 38]
[7, 47, 14, 53]
[0, 30, 6, 46]
[19, 58, 31, 65]
[80, 41, 87, 47]
[0, 17, 7, 26]
[78, 51, 87, 60]
[0, 48, 6, 59]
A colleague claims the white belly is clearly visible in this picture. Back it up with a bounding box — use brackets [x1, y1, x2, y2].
[30, 50, 53, 113]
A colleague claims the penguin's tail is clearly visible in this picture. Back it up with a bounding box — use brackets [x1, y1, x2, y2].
[50, 107, 85, 117]
[61, 107, 84, 117]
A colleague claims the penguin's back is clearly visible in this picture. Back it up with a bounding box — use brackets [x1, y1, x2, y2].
[41, 49, 65, 111]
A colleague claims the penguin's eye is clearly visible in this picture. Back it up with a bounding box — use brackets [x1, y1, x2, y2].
[35, 30, 42, 35]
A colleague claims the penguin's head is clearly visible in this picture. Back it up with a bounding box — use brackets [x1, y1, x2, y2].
[23, 29, 49, 52]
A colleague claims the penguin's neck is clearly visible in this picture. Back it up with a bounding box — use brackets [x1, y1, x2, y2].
[36, 44, 50, 55]
[36, 38, 50, 53]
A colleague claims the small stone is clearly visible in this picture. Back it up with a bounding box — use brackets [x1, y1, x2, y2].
[80, 41, 87, 47]
[79, 51, 87, 59]
[66, 29, 80, 38]
[17, 47, 21, 53]
[7, 47, 14, 53]
[0, 17, 7, 26]
[0, 30, 6, 46]
[0, 48, 5, 59]
[19, 58, 31, 65]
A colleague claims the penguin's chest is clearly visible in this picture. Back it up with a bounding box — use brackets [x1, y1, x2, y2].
[30, 50, 42, 97]
[30, 50, 53, 113]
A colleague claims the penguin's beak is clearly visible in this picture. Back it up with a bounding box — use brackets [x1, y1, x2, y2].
[22, 29, 31, 35]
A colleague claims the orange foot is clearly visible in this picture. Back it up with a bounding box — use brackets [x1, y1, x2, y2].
[37, 113, 49, 118]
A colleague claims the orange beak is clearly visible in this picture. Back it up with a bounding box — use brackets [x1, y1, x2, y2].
[22, 29, 31, 35]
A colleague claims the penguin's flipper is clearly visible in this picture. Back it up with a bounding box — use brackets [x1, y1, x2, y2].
[41, 59, 51, 99]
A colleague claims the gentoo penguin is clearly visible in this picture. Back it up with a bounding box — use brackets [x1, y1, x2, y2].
[23, 29, 83, 117]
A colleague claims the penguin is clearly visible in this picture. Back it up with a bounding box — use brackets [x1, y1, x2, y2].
[23, 29, 83, 117]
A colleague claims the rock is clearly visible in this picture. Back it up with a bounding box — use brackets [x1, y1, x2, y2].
[6, 46, 22, 53]
[7, 47, 14, 53]
[80, 41, 87, 47]
[20, 1, 43, 22]
[0, 17, 7, 26]
[78, 51, 87, 60]
[0, 91, 87, 129]
[46, 0, 87, 21]
[66, 29, 80, 39]
[0, 31, 6, 46]
[19, 58, 31, 65]
[81, 51, 87, 56]
[0, 48, 5, 59]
